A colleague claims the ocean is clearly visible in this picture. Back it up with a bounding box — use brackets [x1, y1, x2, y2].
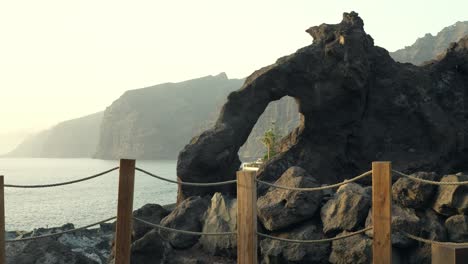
[0, 158, 178, 231]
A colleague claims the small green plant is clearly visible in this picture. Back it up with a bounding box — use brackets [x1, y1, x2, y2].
[260, 122, 281, 161]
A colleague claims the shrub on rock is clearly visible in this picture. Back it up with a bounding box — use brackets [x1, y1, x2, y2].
[257, 167, 322, 231]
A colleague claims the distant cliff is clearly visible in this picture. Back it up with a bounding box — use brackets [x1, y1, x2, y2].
[390, 21, 468, 65]
[6, 112, 103, 158]
[94, 73, 241, 159]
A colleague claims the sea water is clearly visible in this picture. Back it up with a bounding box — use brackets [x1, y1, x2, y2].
[0, 158, 178, 231]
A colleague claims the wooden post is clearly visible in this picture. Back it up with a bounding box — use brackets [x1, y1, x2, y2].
[237, 171, 257, 264]
[0, 176, 5, 264]
[115, 159, 136, 264]
[372, 161, 392, 264]
[432, 244, 468, 264]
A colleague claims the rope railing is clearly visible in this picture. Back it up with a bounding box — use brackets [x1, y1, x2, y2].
[133, 217, 236, 236]
[3, 160, 467, 263]
[392, 170, 468, 185]
[5, 216, 116, 243]
[257, 227, 373, 243]
[135, 167, 237, 186]
[255, 170, 372, 191]
[4, 167, 119, 188]
[400, 231, 468, 247]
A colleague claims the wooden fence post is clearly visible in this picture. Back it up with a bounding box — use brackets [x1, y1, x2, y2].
[432, 244, 468, 264]
[372, 161, 392, 264]
[237, 171, 257, 264]
[0, 176, 5, 264]
[115, 159, 136, 264]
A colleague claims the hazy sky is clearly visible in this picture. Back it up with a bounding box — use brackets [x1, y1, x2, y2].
[1, 0, 467, 153]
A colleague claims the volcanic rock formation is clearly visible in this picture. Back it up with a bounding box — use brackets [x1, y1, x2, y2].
[177, 12, 468, 201]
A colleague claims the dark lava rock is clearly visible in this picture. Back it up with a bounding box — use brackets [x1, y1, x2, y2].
[9, 238, 98, 264]
[130, 229, 168, 264]
[417, 209, 447, 242]
[176, 11, 468, 201]
[20, 223, 75, 238]
[260, 221, 330, 264]
[365, 204, 420, 248]
[8, 223, 114, 264]
[392, 172, 437, 209]
[163, 244, 236, 264]
[200, 193, 237, 257]
[133, 204, 170, 240]
[321, 183, 370, 235]
[432, 174, 468, 216]
[160, 196, 210, 249]
[405, 244, 431, 264]
[329, 231, 372, 264]
[257, 167, 322, 231]
[445, 214, 468, 242]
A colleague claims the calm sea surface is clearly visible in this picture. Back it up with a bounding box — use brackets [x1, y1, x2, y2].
[0, 158, 178, 231]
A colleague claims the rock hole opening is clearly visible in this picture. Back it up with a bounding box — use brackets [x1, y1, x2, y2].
[238, 96, 302, 162]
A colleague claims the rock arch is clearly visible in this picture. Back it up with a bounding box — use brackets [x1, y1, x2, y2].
[176, 12, 468, 201]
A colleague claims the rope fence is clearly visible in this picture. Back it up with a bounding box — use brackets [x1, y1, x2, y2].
[401, 231, 468, 247]
[4, 167, 119, 188]
[392, 170, 468, 185]
[5, 216, 116, 243]
[257, 227, 373, 243]
[136, 167, 237, 186]
[255, 170, 372, 191]
[134, 217, 236, 236]
[1, 160, 467, 264]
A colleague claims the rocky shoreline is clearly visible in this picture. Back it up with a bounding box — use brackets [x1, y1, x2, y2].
[6, 168, 467, 264]
[6, 222, 114, 264]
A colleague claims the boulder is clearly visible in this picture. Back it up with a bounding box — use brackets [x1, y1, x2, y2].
[130, 229, 168, 264]
[257, 167, 322, 231]
[432, 174, 468, 216]
[365, 204, 420, 248]
[329, 231, 372, 264]
[416, 209, 447, 242]
[200, 193, 237, 257]
[392, 172, 437, 209]
[160, 196, 210, 249]
[9, 238, 98, 264]
[260, 221, 330, 264]
[133, 204, 170, 240]
[176, 11, 468, 201]
[321, 183, 370, 235]
[405, 245, 431, 264]
[445, 215, 468, 242]
[163, 244, 236, 264]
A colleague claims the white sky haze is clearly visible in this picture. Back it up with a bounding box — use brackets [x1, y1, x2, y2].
[1, 0, 467, 153]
